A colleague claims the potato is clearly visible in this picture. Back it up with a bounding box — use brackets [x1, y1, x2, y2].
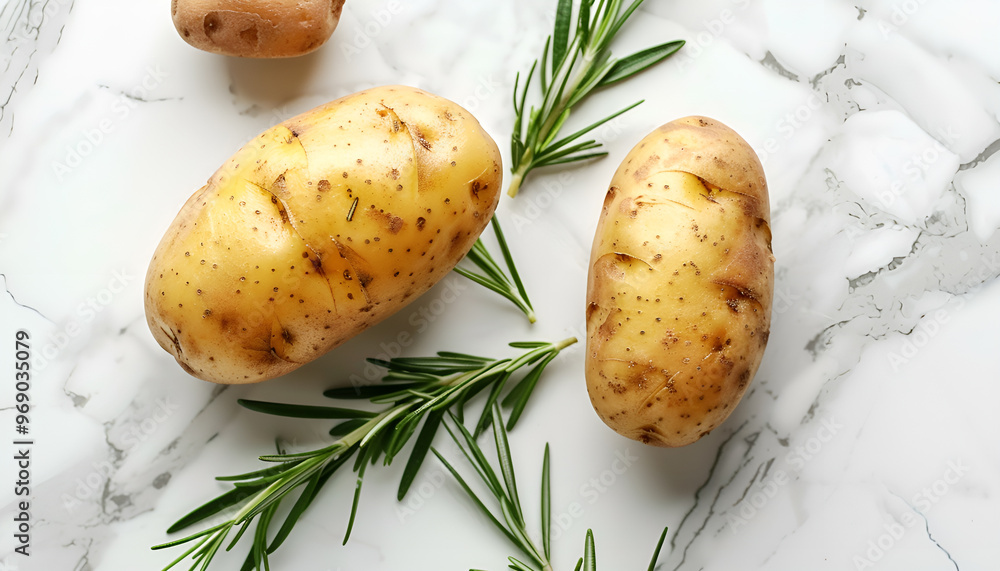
[145, 85, 502, 384]
[585, 116, 774, 447]
[171, 0, 345, 58]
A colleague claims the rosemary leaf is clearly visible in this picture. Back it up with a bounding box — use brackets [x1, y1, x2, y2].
[541, 444, 552, 560]
[238, 400, 377, 420]
[445, 414, 506, 500]
[552, 0, 573, 70]
[502, 352, 556, 431]
[396, 408, 446, 500]
[323, 384, 415, 400]
[343, 447, 373, 544]
[164, 488, 259, 535]
[217, 465, 289, 483]
[507, 557, 539, 571]
[154, 521, 231, 551]
[646, 527, 669, 571]
[597, 40, 686, 88]
[457, 217, 537, 323]
[582, 529, 597, 571]
[491, 404, 524, 526]
[606, 0, 643, 40]
[541, 99, 642, 158]
[438, 446, 528, 558]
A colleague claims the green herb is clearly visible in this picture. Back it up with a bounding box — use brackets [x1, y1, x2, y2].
[152, 337, 577, 571]
[508, 0, 685, 197]
[457, 216, 537, 323]
[436, 403, 669, 571]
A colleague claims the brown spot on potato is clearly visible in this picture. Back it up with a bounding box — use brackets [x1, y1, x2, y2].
[366, 209, 404, 234]
[470, 179, 486, 198]
[239, 25, 258, 46]
[412, 127, 432, 150]
[203, 12, 222, 37]
[601, 187, 619, 214]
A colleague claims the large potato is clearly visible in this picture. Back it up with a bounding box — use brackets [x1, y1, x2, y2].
[585, 116, 774, 447]
[146, 85, 501, 384]
[171, 0, 345, 58]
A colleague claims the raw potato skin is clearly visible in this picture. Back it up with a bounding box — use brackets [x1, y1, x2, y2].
[146, 85, 502, 384]
[171, 0, 345, 58]
[585, 116, 774, 447]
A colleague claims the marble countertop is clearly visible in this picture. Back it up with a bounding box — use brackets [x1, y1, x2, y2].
[2, 0, 999, 569]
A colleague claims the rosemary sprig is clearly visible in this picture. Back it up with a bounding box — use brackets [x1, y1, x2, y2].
[508, 0, 685, 197]
[436, 403, 669, 571]
[457, 216, 537, 323]
[152, 337, 577, 571]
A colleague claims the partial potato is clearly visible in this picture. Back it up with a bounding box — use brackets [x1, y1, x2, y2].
[145, 85, 502, 384]
[585, 116, 774, 447]
[171, 0, 345, 58]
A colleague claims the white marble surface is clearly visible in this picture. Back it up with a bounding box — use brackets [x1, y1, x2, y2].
[2, 0, 999, 569]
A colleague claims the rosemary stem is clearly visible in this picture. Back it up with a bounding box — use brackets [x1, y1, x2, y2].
[554, 336, 578, 352]
[507, 167, 527, 198]
[524, 305, 538, 324]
